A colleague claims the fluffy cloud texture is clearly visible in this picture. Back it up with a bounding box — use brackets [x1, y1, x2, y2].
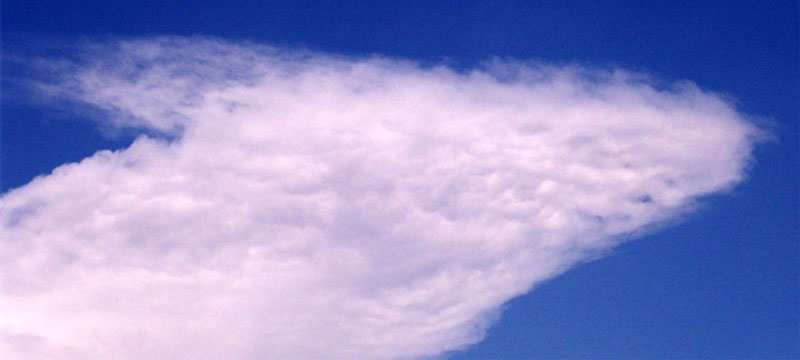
[1, 37, 760, 359]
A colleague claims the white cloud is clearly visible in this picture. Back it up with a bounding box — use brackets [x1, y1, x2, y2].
[0, 37, 761, 359]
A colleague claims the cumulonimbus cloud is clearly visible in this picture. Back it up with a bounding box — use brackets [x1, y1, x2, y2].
[1, 37, 761, 359]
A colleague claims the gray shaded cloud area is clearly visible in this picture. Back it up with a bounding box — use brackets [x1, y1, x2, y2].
[1, 37, 761, 359]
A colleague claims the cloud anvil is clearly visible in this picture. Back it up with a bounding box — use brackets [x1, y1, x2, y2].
[0, 37, 760, 360]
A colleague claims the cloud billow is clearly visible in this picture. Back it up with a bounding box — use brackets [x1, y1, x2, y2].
[0, 37, 760, 359]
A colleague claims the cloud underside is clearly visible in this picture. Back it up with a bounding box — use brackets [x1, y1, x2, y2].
[0, 37, 758, 359]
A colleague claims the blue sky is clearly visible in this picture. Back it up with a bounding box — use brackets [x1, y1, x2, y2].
[1, 1, 798, 359]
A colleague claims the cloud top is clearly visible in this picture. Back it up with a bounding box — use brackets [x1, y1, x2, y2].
[1, 37, 760, 359]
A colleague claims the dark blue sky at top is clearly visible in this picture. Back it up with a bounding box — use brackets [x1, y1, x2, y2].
[2, 1, 798, 358]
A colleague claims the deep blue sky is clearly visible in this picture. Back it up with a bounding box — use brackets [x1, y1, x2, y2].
[2, 1, 798, 358]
